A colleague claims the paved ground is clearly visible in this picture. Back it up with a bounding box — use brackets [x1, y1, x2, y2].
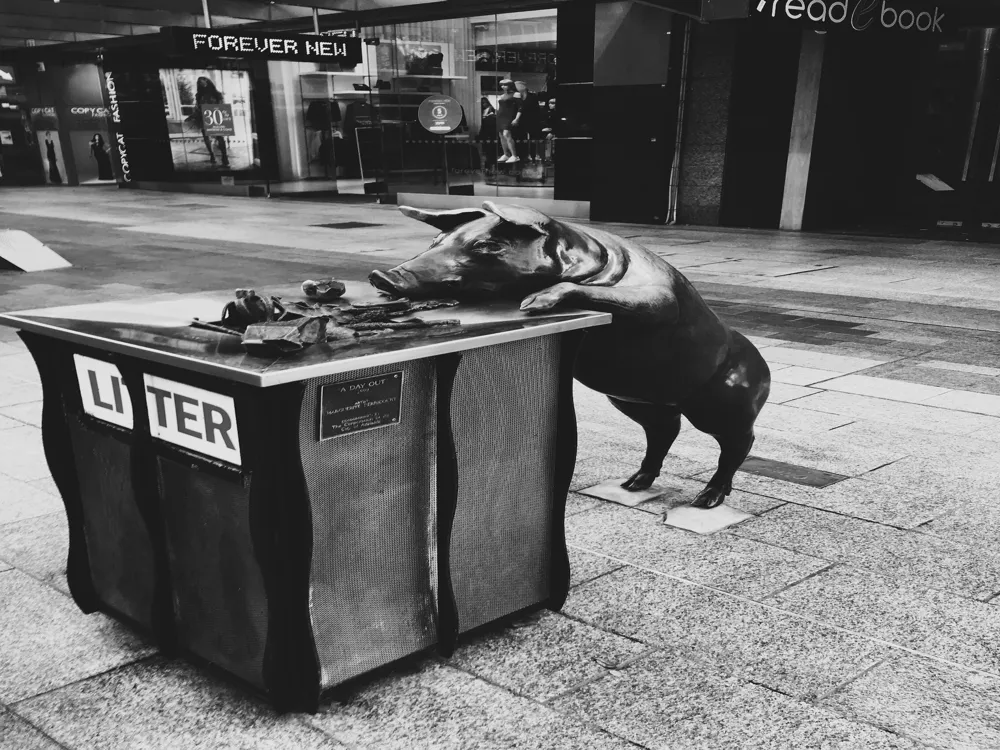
[3, 188, 1000, 749]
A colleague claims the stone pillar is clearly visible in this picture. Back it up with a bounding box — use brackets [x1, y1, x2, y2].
[677, 22, 737, 226]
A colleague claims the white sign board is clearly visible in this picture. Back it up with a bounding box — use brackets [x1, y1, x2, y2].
[74, 355, 134, 429]
[143, 375, 241, 465]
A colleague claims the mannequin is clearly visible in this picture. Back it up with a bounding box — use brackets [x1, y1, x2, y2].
[495, 79, 520, 165]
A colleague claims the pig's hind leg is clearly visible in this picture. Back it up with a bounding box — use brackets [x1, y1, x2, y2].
[607, 398, 682, 491]
[681, 332, 770, 508]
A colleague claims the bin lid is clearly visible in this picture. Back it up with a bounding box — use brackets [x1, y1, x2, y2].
[0, 280, 611, 387]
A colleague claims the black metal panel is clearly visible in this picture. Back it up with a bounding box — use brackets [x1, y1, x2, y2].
[18, 334, 101, 614]
[298, 360, 439, 690]
[156, 453, 269, 688]
[547, 331, 583, 611]
[448, 337, 560, 633]
[67, 415, 157, 630]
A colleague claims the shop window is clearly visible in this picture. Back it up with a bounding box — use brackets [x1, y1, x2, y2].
[278, 11, 561, 201]
[159, 68, 259, 172]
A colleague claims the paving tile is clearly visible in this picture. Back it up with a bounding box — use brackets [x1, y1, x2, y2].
[923, 389, 1000, 417]
[863, 456, 1000, 497]
[661, 504, 753, 534]
[568, 546, 624, 587]
[15, 658, 342, 750]
[921, 500, 1000, 549]
[0, 569, 153, 702]
[863, 361, 986, 390]
[821, 417, 989, 460]
[761, 347, 888, 373]
[0, 473, 63, 525]
[770, 366, 843, 386]
[755, 402, 854, 433]
[0, 354, 40, 384]
[719, 470, 828, 505]
[0, 512, 69, 595]
[790, 474, 962, 528]
[0, 400, 42, 428]
[0, 379, 41, 408]
[815, 374, 951, 403]
[566, 567, 893, 700]
[446, 610, 648, 703]
[0, 707, 63, 750]
[550, 648, 917, 749]
[821, 655, 1000, 749]
[27, 476, 59, 497]
[733, 504, 1000, 601]
[565, 491, 602, 517]
[0, 412, 21, 430]
[918, 359, 1000, 377]
[307, 659, 634, 749]
[565, 504, 828, 600]
[792, 390, 1000, 434]
[749, 426, 908, 476]
[769, 565, 1000, 675]
[768, 382, 820, 404]
[578, 479, 668, 508]
[0, 424, 49, 483]
[0, 341, 27, 357]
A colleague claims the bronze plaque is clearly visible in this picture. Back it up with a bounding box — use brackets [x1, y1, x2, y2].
[319, 372, 403, 440]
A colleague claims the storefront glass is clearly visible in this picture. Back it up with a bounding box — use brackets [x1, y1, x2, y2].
[159, 68, 259, 172]
[277, 10, 564, 201]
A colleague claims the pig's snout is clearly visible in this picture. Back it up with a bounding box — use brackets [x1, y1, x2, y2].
[369, 268, 412, 295]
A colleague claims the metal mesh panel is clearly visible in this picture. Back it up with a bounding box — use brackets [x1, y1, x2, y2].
[156, 456, 269, 689]
[68, 416, 156, 629]
[449, 337, 561, 632]
[298, 360, 438, 690]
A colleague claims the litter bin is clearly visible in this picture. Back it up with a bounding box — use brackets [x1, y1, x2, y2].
[0, 281, 610, 711]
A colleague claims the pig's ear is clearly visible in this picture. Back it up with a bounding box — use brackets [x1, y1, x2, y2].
[399, 205, 486, 231]
[482, 202, 552, 233]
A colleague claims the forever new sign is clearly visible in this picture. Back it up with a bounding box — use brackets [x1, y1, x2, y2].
[754, 0, 945, 32]
[162, 27, 362, 64]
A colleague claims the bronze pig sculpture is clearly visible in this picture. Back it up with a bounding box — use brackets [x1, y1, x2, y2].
[370, 202, 770, 509]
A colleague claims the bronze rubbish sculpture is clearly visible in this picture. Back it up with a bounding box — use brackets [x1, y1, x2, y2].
[369, 201, 771, 509]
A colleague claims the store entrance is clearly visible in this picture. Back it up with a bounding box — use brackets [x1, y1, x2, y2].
[804, 29, 1000, 239]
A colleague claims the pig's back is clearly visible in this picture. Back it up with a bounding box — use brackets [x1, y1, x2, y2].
[570, 224, 735, 404]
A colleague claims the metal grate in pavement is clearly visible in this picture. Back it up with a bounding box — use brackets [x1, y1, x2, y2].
[312, 221, 383, 229]
[738, 456, 849, 488]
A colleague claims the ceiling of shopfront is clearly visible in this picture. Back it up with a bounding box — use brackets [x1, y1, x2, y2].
[0, 0, 441, 49]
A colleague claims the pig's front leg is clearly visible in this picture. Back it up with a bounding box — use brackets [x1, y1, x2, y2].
[520, 283, 676, 322]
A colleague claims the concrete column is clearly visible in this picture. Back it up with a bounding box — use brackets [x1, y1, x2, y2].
[779, 31, 825, 231]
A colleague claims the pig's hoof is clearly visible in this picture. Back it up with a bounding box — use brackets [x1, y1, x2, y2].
[692, 487, 727, 509]
[520, 294, 553, 312]
[621, 471, 656, 491]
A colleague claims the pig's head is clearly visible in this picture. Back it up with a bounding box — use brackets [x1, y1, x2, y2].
[369, 201, 604, 300]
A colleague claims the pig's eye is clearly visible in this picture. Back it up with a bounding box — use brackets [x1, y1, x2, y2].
[471, 240, 504, 256]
